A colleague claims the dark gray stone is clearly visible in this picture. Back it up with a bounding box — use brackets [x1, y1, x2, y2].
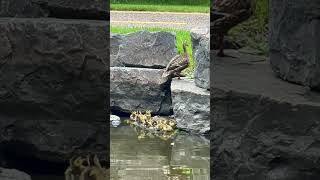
[111, 31, 176, 69]
[0, 167, 31, 180]
[191, 27, 210, 90]
[0, 18, 109, 121]
[211, 50, 320, 180]
[0, 115, 108, 164]
[110, 67, 172, 115]
[0, 0, 108, 19]
[269, 0, 320, 91]
[171, 78, 210, 134]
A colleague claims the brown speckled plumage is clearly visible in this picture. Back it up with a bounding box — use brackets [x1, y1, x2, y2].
[162, 40, 189, 79]
[211, 0, 255, 56]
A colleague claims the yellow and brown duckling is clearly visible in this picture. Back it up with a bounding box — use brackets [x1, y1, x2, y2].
[65, 154, 108, 180]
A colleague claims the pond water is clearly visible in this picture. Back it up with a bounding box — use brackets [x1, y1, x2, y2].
[110, 118, 210, 180]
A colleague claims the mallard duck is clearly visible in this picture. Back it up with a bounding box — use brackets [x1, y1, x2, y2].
[162, 40, 189, 79]
[212, 0, 255, 57]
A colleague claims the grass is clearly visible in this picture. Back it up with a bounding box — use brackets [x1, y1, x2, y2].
[111, 4, 209, 13]
[228, 0, 268, 55]
[110, 26, 194, 78]
[110, 0, 209, 13]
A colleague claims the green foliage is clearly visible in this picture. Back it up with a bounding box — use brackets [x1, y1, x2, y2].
[229, 0, 268, 55]
[111, 4, 209, 13]
[110, 0, 209, 6]
[110, 26, 194, 78]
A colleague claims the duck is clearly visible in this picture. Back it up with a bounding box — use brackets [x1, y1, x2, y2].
[130, 111, 138, 121]
[212, 0, 255, 57]
[162, 40, 190, 79]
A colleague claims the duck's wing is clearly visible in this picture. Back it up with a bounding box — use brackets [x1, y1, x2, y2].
[165, 55, 181, 71]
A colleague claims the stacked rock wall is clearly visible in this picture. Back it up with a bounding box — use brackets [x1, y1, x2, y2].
[110, 31, 176, 115]
[0, 0, 109, 174]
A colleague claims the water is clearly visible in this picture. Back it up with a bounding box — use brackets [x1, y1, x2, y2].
[110, 119, 210, 180]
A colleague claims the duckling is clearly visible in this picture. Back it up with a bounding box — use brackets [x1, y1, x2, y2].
[162, 40, 190, 79]
[130, 111, 138, 121]
[168, 118, 176, 128]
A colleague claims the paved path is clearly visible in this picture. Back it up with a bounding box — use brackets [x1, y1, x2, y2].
[111, 11, 210, 30]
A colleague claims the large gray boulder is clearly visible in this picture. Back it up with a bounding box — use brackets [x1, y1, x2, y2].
[171, 78, 210, 134]
[269, 0, 320, 90]
[0, 167, 31, 180]
[191, 27, 210, 90]
[0, 18, 109, 121]
[111, 31, 176, 69]
[110, 67, 172, 115]
[0, 0, 108, 19]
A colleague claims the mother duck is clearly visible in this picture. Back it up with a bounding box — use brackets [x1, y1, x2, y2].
[212, 0, 256, 57]
[162, 40, 189, 79]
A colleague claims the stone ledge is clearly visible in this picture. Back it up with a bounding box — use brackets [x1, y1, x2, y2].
[0, 18, 109, 121]
[171, 78, 210, 134]
[211, 50, 320, 180]
[110, 67, 172, 115]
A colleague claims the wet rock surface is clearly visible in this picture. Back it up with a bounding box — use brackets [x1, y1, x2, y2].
[171, 78, 210, 134]
[211, 50, 320, 180]
[191, 27, 210, 89]
[0, 0, 108, 19]
[0, 167, 31, 180]
[110, 31, 176, 69]
[0, 18, 109, 121]
[110, 67, 172, 115]
[269, 0, 320, 91]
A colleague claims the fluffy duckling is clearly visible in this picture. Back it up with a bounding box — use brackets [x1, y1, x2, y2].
[130, 111, 138, 121]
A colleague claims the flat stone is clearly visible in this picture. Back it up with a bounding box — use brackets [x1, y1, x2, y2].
[0, 167, 31, 180]
[269, 0, 320, 90]
[211, 49, 320, 180]
[0, 18, 109, 121]
[111, 31, 176, 69]
[0, 0, 108, 20]
[110, 67, 172, 115]
[171, 78, 210, 134]
[191, 27, 210, 89]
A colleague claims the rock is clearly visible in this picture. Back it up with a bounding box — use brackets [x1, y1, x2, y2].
[110, 33, 123, 67]
[111, 31, 176, 69]
[0, 115, 108, 165]
[191, 27, 210, 89]
[269, 0, 320, 90]
[0, 18, 109, 121]
[171, 78, 210, 134]
[0, 0, 108, 19]
[0, 167, 31, 180]
[110, 115, 120, 122]
[211, 34, 242, 50]
[211, 50, 320, 180]
[110, 67, 172, 115]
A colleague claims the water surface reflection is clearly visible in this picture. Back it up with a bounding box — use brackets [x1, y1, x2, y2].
[111, 121, 210, 180]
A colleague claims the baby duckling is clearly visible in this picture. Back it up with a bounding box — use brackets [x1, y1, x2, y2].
[130, 111, 138, 121]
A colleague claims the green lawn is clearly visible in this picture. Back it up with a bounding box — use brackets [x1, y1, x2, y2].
[110, 26, 194, 77]
[111, 4, 209, 13]
[228, 0, 268, 55]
